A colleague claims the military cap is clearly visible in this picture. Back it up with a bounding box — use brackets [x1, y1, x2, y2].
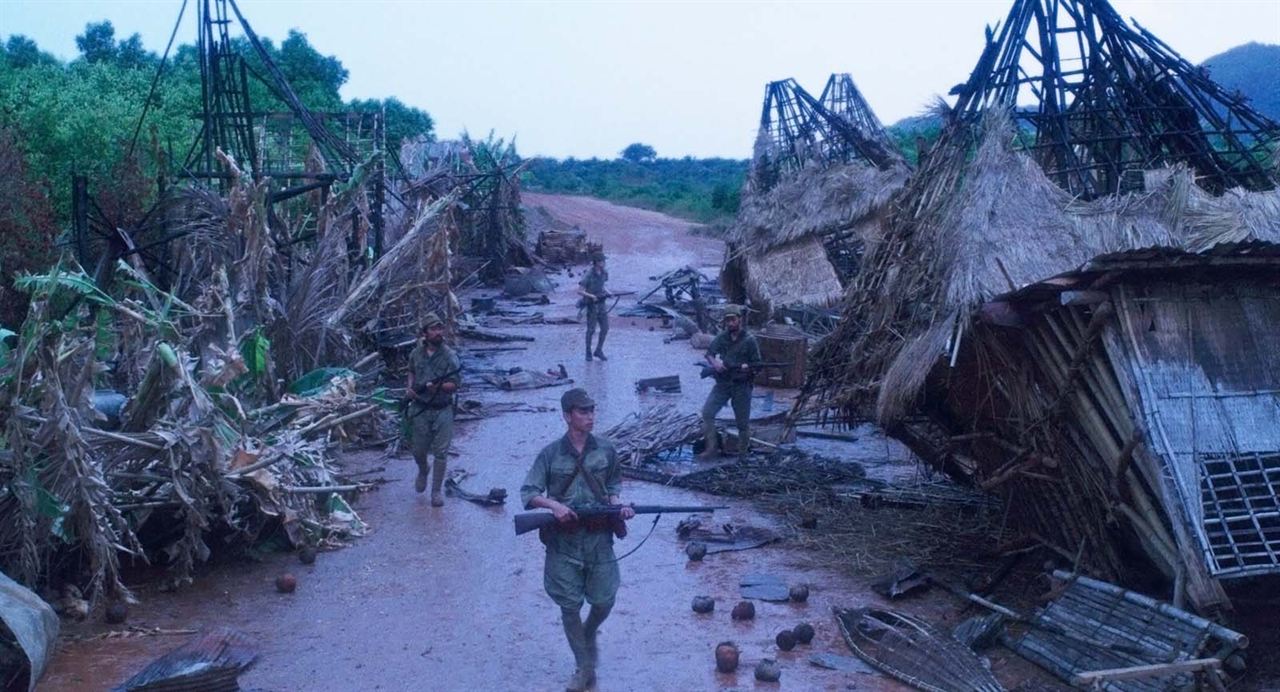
[561, 387, 596, 412]
[722, 304, 744, 318]
[421, 312, 444, 330]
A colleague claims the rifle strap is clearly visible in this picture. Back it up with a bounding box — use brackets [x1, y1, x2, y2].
[582, 513, 661, 566]
[553, 442, 610, 503]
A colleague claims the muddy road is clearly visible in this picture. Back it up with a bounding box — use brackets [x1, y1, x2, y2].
[44, 194, 1033, 690]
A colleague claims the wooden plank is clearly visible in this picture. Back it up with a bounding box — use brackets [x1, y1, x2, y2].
[1071, 657, 1221, 685]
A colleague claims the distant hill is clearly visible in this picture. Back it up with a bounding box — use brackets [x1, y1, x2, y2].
[1201, 43, 1280, 123]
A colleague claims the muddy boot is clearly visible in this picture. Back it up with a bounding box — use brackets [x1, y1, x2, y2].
[430, 458, 446, 506]
[565, 667, 595, 692]
[414, 461, 428, 494]
[593, 349, 607, 361]
[561, 608, 592, 690]
[583, 603, 611, 671]
[695, 421, 719, 461]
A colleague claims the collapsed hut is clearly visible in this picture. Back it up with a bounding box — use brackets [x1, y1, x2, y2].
[0, 0, 515, 610]
[721, 75, 909, 321]
[800, 0, 1280, 613]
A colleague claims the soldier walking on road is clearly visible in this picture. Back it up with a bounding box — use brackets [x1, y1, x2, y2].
[578, 254, 612, 362]
[521, 388, 635, 692]
[697, 305, 762, 461]
[404, 312, 462, 506]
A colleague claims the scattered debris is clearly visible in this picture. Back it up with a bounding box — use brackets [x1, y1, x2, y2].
[685, 542, 707, 562]
[634, 375, 681, 394]
[692, 596, 715, 614]
[740, 574, 790, 602]
[501, 267, 554, 298]
[275, 574, 297, 594]
[104, 602, 128, 625]
[754, 658, 782, 682]
[844, 479, 1001, 513]
[731, 601, 756, 620]
[604, 408, 702, 466]
[477, 367, 570, 390]
[675, 518, 781, 555]
[533, 227, 600, 266]
[110, 627, 256, 692]
[951, 614, 1005, 652]
[298, 546, 318, 565]
[789, 584, 810, 603]
[675, 449, 865, 497]
[835, 607, 1005, 692]
[870, 562, 931, 600]
[809, 652, 875, 674]
[775, 629, 797, 651]
[0, 570, 58, 692]
[715, 641, 741, 673]
[444, 470, 507, 506]
[793, 622, 816, 645]
[1003, 570, 1246, 690]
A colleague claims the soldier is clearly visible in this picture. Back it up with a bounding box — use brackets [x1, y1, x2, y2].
[404, 312, 462, 506]
[521, 388, 635, 692]
[697, 305, 762, 461]
[578, 254, 612, 361]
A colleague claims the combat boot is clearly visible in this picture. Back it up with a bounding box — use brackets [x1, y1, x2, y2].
[695, 422, 719, 461]
[565, 667, 596, 692]
[430, 458, 446, 507]
[414, 462, 427, 493]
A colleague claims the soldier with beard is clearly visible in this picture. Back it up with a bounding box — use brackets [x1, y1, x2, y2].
[405, 312, 462, 506]
[697, 305, 762, 461]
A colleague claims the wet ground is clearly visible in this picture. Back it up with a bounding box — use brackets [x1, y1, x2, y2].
[44, 194, 1042, 691]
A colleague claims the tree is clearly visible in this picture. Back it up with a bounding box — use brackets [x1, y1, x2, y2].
[349, 97, 434, 149]
[76, 21, 118, 64]
[620, 142, 656, 163]
[4, 35, 59, 69]
[116, 33, 155, 69]
[277, 30, 347, 110]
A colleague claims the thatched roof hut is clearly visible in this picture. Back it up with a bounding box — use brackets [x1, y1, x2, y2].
[802, 105, 1280, 611]
[722, 76, 908, 318]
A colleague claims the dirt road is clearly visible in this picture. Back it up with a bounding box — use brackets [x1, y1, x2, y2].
[44, 195, 1022, 691]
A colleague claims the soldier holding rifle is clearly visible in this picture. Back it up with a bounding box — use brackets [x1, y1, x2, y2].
[698, 304, 762, 461]
[404, 312, 461, 506]
[578, 253, 612, 361]
[520, 388, 634, 691]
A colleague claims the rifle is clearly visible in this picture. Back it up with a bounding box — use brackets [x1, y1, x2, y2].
[577, 290, 636, 309]
[401, 364, 463, 420]
[513, 503, 727, 536]
[695, 361, 791, 380]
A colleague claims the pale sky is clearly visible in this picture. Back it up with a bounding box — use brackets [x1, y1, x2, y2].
[4, 0, 1278, 159]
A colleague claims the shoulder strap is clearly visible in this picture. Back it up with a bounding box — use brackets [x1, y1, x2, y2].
[553, 443, 610, 502]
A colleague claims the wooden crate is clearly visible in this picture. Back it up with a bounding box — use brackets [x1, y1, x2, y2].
[754, 324, 807, 388]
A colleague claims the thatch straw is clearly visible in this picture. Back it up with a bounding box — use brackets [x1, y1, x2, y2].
[729, 160, 908, 255]
[806, 108, 1280, 425]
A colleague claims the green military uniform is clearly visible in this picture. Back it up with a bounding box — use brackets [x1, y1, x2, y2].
[520, 433, 622, 610]
[408, 342, 461, 497]
[579, 267, 609, 360]
[701, 323, 762, 456]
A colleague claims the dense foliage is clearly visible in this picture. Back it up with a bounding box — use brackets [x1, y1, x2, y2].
[0, 22, 436, 329]
[0, 23, 435, 222]
[522, 156, 748, 223]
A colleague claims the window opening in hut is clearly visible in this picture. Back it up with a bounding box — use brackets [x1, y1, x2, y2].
[1200, 452, 1280, 574]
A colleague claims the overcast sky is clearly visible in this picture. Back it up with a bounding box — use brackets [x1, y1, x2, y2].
[5, 0, 1278, 159]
